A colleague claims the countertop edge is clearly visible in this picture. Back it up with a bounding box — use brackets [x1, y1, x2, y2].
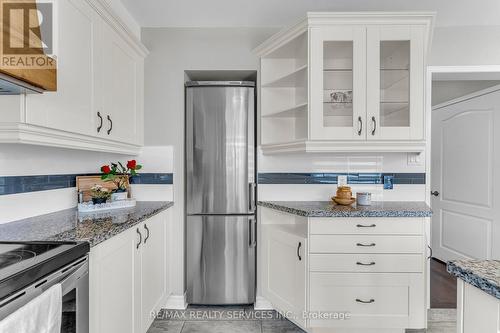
[447, 261, 500, 300]
[258, 201, 433, 218]
[48, 201, 174, 247]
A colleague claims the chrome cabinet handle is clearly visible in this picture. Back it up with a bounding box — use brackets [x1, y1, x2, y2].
[136, 228, 142, 249]
[144, 224, 150, 244]
[248, 183, 256, 212]
[97, 112, 103, 133]
[427, 245, 433, 260]
[357, 116, 363, 136]
[356, 243, 376, 247]
[356, 298, 375, 304]
[107, 115, 113, 135]
[356, 224, 376, 228]
[371, 116, 376, 135]
[248, 218, 256, 248]
[356, 261, 376, 266]
[297, 242, 302, 261]
[431, 191, 439, 197]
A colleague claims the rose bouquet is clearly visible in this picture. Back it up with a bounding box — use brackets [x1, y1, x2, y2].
[100, 160, 142, 194]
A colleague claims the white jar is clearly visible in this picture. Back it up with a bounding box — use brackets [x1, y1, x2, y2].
[356, 192, 372, 206]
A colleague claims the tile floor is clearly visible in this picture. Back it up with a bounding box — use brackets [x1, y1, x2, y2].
[147, 307, 457, 333]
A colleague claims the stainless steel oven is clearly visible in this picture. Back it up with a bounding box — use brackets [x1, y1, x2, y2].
[0, 254, 89, 333]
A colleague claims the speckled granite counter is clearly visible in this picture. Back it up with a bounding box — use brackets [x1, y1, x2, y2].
[258, 201, 432, 218]
[0, 201, 173, 247]
[447, 260, 500, 300]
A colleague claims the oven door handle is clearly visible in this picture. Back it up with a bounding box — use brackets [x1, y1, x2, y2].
[60, 259, 89, 295]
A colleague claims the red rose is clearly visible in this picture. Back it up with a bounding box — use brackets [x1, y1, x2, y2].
[127, 160, 137, 170]
[101, 165, 111, 174]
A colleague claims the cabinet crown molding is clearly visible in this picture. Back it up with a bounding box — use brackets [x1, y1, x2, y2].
[87, 0, 149, 57]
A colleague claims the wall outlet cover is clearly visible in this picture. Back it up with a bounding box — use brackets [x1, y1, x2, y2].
[338, 175, 348, 186]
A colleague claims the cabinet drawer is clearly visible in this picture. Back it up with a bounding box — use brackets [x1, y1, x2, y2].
[309, 217, 424, 235]
[309, 273, 411, 328]
[309, 254, 423, 273]
[309, 235, 423, 254]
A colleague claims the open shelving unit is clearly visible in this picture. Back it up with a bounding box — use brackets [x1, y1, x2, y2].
[260, 31, 308, 145]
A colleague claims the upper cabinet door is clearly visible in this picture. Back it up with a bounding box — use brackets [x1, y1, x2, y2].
[366, 25, 425, 141]
[101, 24, 143, 145]
[310, 26, 366, 140]
[26, 0, 98, 136]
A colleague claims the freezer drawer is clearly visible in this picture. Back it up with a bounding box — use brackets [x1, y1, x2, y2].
[186, 215, 256, 305]
[186, 85, 255, 215]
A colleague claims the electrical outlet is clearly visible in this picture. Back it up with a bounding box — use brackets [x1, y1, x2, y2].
[338, 175, 348, 186]
[407, 153, 423, 166]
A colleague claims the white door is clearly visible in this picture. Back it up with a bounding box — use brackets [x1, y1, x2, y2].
[262, 226, 306, 328]
[367, 25, 425, 141]
[90, 225, 142, 333]
[141, 213, 167, 332]
[431, 87, 500, 261]
[101, 23, 141, 144]
[309, 25, 366, 140]
[26, 0, 99, 136]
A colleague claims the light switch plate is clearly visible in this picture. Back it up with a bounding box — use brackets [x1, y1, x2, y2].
[338, 175, 348, 186]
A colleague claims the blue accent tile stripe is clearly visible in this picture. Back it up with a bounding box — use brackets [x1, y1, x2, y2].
[0, 173, 173, 196]
[258, 173, 425, 185]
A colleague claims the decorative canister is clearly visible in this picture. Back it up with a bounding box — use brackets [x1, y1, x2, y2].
[111, 191, 128, 201]
[356, 192, 372, 206]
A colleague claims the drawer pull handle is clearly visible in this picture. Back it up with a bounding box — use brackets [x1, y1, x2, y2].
[356, 261, 376, 266]
[356, 298, 375, 304]
[356, 243, 376, 247]
[297, 242, 302, 261]
[356, 224, 376, 228]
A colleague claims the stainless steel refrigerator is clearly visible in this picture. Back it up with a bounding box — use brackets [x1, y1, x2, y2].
[185, 81, 256, 305]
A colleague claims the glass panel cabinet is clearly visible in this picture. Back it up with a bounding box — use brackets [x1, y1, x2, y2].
[310, 26, 366, 140]
[367, 26, 425, 140]
[255, 13, 433, 153]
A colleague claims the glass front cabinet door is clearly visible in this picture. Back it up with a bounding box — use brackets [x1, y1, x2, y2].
[367, 25, 425, 141]
[309, 26, 366, 140]
[310, 24, 425, 142]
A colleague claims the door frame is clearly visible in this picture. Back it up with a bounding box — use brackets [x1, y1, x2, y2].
[425, 65, 500, 309]
[425, 65, 500, 207]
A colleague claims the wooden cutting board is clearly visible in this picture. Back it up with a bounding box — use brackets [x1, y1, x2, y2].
[76, 175, 130, 202]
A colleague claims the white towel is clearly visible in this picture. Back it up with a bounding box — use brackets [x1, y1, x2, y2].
[0, 284, 62, 333]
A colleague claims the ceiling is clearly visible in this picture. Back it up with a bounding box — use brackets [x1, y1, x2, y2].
[120, 0, 500, 28]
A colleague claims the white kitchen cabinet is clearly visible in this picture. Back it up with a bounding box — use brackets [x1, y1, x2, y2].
[457, 280, 500, 333]
[90, 210, 169, 333]
[255, 12, 434, 154]
[0, 0, 148, 154]
[90, 224, 141, 333]
[258, 207, 428, 332]
[261, 225, 307, 328]
[140, 212, 167, 332]
[26, 0, 98, 137]
[101, 22, 144, 145]
[366, 25, 425, 141]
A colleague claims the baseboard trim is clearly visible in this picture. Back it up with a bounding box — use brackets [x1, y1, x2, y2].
[254, 296, 273, 310]
[165, 292, 187, 310]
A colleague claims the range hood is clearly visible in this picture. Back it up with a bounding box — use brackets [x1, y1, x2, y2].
[0, 72, 45, 95]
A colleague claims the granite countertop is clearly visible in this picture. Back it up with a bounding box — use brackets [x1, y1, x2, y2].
[447, 260, 500, 300]
[0, 201, 173, 247]
[258, 201, 432, 218]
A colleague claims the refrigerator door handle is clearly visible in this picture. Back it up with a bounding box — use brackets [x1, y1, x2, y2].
[248, 218, 257, 248]
[248, 183, 256, 212]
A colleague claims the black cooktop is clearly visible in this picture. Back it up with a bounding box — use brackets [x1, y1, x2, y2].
[0, 241, 90, 301]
